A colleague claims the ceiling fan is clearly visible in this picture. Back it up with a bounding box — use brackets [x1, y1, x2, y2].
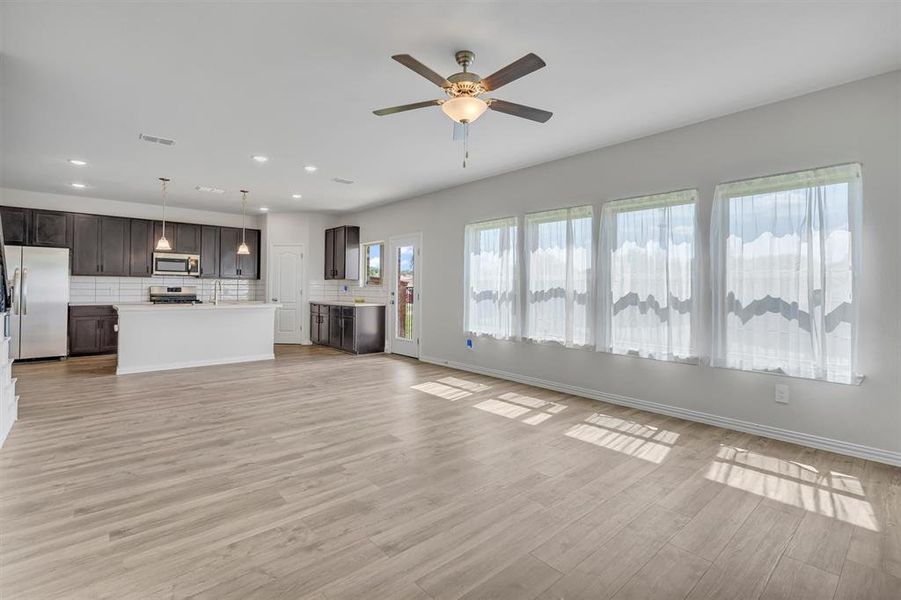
[373, 50, 553, 126]
[374, 50, 551, 167]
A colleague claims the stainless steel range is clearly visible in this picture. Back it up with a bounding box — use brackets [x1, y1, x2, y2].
[149, 286, 201, 305]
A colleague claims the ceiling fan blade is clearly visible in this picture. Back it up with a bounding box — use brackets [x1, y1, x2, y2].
[488, 99, 553, 123]
[480, 53, 546, 91]
[373, 100, 442, 116]
[391, 54, 451, 88]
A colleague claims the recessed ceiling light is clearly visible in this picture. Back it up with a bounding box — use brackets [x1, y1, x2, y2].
[70, 182, 87, 188]
[260, 207, 269, 212]
[195, 185, 226, 194]
[252, 155, 269, 163]
[304, 165, 317, 173]
[68, 159, 87, 166]
[292, 193, 303, 199]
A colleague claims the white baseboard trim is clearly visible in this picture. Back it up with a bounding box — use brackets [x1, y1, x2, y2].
[116, 354, 276, 375]
[420, 355, 901, 467]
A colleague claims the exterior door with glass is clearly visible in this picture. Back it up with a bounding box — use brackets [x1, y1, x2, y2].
[388, 234, 420, 358]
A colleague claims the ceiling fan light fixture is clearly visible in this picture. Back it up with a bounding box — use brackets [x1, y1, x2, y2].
[441, 96, 488, 124]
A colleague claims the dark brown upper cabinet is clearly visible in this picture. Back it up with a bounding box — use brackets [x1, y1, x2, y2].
[1, 205, 262, 280]
[30, 210, 70, 247]
[219, 227, 260, 279]
[0, 206, 30, 245]
[175, 223, 200, 254]
[128, 219, 153, 277]
[71, 214, 130, 276]
[71, 214, 101, 275]
[99, 217, 130, 276]
[218, 227, 240, 279]
[199, 225, 220, 278]
[152, 221, 177, 253]
[324, 225, 360, 280]
[0, 207, 69, 247]
[238, 229, 260, 279]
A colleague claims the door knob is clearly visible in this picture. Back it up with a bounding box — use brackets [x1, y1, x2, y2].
[272, 297, 278, 302]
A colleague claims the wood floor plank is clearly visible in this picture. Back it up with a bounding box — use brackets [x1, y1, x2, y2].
[759, 556, 839, 600]
[684, 503, 802, 600]
[669, 485, 762, 561]
[538, 505, 690, 600]
[610, 543, 711, 600]
[457, 553, 563, 600]
[0, 346, 897, 600]
[833, 559, 901, 600]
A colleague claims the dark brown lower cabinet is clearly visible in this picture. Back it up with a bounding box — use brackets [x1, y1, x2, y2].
[68, 305, 118, 356]
[310, 303, 384, 354]
[310, 303, 330, 344]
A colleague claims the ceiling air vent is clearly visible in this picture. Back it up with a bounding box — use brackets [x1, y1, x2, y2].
[332, 177, 354, 185]
[195, 185, 225, 194]
[138, 133, 176, 146]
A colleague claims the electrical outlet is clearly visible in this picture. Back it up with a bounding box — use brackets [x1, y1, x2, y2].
[774, 383, 790, 404]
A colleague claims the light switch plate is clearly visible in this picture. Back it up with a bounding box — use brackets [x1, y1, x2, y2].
[774, 383, 790, 404]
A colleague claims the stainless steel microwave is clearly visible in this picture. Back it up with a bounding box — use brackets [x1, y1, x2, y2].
[152, 253, 200, 277]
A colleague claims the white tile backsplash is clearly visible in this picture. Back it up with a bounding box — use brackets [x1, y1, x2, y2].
[308, 280, 390, 304]
[69, 276, 265, 304]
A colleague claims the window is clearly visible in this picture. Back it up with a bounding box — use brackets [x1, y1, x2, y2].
[463, 217, 519, 339]
[710, 163, 862, 384]
[363, 242, 383, 286]
[524, 206, 594, 347]
[597, 190, 698, 362]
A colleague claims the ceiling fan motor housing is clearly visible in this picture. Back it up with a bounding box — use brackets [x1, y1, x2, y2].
[455, 49, 475, 70]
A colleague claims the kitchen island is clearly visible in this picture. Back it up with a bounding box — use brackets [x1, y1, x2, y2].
[113, 302, 280, 375]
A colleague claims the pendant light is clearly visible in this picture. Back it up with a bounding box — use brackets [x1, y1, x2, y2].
[155, 177, 172, 251]
[237, 189, 250, 255]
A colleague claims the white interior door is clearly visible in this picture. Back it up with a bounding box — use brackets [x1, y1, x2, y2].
[388, 234, 420, 358]
[268, 243, 304, 344]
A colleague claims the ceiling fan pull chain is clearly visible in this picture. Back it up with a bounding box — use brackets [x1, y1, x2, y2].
[463, 122, 469, 168]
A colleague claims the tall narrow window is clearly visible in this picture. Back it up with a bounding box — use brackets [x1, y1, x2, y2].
[464, 217, 519, 339]
[363, 242, 383, 286]
[710, 163, 862, 384]
[524, 206, 594, 347]
[598, 190, 698, 362]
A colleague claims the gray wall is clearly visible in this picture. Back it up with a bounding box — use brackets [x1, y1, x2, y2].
[341, 71, 901, 458]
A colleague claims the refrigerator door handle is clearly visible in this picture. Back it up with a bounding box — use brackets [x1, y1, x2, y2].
[21, 267, 28, 315]
[10, 268, 20, 315]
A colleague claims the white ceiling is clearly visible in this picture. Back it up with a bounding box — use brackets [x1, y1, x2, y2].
[1, 2, 899, 215]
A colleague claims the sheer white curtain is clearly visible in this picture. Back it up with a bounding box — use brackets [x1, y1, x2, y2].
[524, 206, 594, 347]
[463, 217, 520, 339]
[710, 164, 862, 384]
[597, 190, 698, 361]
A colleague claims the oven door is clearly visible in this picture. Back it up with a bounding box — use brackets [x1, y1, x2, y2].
[153, 253, 199, 276]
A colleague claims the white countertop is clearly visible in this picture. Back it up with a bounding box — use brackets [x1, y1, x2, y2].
[114, 302, 280, 312]
[309, 301, 386, 307]
[71, 301, 153, 306]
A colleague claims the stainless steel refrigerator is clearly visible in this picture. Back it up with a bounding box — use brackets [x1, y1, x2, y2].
[5, 246, 69, 359]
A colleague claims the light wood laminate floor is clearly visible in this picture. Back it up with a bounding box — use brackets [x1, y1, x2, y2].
[1, 345, 898, 600]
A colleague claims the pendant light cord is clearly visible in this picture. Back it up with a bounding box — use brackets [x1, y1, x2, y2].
[240, 190, 248, 244]
[160, 177, 169, 231]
